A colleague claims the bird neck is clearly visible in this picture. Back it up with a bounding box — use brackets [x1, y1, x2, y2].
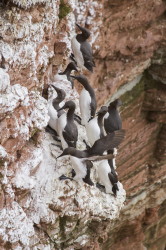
[67, 106, 75, 121]
[59, 66, 73, 78]
[64, 68, 71, 77]
[82, 83, 95, 99]
[97, 115, 105, 138]
[52, 98, 62, 110]
[108, 108, 118, 116]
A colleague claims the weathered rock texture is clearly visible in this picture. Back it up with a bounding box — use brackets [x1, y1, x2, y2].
[0, 0, 166, 249]
[0, 0, 125, 249]
[93, 1, 166, 249]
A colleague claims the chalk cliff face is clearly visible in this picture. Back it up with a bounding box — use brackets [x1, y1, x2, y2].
[0, 0, 166, 249]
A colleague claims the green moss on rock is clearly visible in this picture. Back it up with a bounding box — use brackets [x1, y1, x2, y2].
[59, 216, 66, 240]
[118, 70, 164, 112]
[120, 77, 144, 110]
[144, 70, 166, 91]
[31, 128, 40, 138]
[59, 0, 71, 19]
[0, 159, 5, 167]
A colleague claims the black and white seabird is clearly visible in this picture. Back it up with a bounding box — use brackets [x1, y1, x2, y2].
[57, 129, 125, 159]
[58, 62, 78, 89]
[85, 105, 119, 195]
[58, 129, 125, 186]
[96, 148, 119, 196]
[58, 147, 116, 185]
[85, 106, 108, 146]
[70, 75, 97, 125]
[57, 100, 78, 149]
[71, 23, 95, 72]
[47, 85, 66, 133]
[97, 159, 119, 196]
[59, 159, 94, 186]
[105, 148, 119, 195]
[104, 99, 122, 134]
[103, 99, 122, 193]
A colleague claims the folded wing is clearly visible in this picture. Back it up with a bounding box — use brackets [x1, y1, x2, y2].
[88, 129, 125, 156]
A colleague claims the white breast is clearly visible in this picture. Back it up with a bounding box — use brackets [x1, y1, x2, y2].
[85, 117, 100, 146]
[70, 156, 87, 181]
[57, 113, 68, 149]
[48, 101, 58, 132]
[103, 112, 108, 136]
[79, 89, 91, 125]
[97, 160, 113, 194]
[71, 36, 85, 71]
[109, 148, 117, 169]
[53, 74, 67, 82]
[112, 157, 116, 169]
[104, 112, 109, 119]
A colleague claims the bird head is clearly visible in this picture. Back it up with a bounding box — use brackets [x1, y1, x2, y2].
[67, 62, 78, 72]
[58, 100, 75, 111]
[70, 75, 89, 86]
[108, 99, 122, 109]
[75, 23, 91, 39]
[97, 106, 108, 116]
[59, 62, 78, 76]
[51, 85, 66, 101]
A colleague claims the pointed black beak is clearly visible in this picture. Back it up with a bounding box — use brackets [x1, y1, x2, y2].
[76, 23, 81, 30]
[75, 23, 90, 39]
[75, 23, 85, 32]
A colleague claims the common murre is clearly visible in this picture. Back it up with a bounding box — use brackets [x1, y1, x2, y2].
[85, 106, 108, 146]
[58, 62, 78, 89]
[71, 23, 95, 72]
[47, 85, 66, 134]
[57, 100, 78, 149]
[70, 74, 97, 125]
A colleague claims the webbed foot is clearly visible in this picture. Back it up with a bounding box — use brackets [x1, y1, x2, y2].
[96, 182, 106, 193]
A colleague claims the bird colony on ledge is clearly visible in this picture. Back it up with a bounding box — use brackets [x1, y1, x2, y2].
[47, 23, 125, 197]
